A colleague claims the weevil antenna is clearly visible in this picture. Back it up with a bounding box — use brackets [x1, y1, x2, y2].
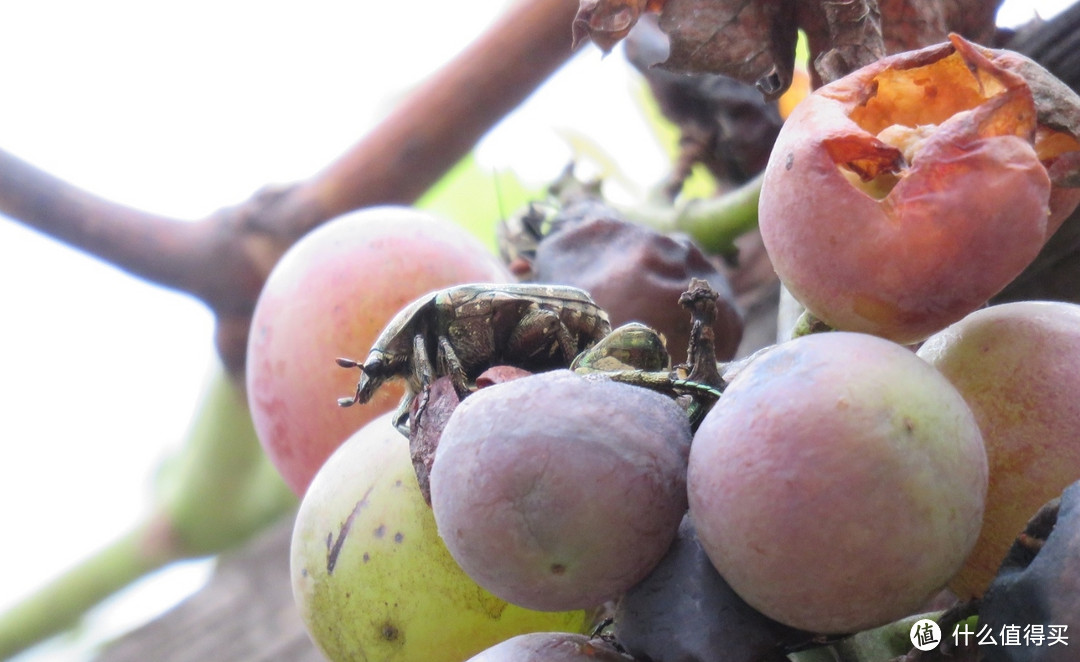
[336, 357, 365, 371]
[337, 381, 363, 407]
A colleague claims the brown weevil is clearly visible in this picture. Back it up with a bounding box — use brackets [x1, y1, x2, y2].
[337, 283, 612, 433]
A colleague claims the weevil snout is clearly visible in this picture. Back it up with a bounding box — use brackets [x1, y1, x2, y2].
[337, 354, 392, 407]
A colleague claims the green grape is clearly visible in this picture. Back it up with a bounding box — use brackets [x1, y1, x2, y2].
[291, 412, 588, 661]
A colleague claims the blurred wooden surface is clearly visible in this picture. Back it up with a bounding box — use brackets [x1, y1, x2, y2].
[94, 516, 325, 662]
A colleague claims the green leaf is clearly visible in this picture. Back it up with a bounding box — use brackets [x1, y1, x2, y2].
[417, 153, 539, 253]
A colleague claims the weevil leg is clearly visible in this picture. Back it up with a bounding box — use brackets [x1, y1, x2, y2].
[553, 322, 577, 364]
[411, 332, 435, 391]
[506, 308, 570, 362]
[437, 335, 471, 398]
[392, 391, 415, 437]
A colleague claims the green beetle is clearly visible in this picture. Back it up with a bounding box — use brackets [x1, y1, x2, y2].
[571, 322, 723, 425]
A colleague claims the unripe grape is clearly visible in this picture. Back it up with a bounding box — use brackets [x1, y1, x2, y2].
[247, 206, 510, 494]
[689, 332, 987, 633]
[430, 370, 692, 612]
[918, 301, 1080, 599]
[291, 413, 586, 661]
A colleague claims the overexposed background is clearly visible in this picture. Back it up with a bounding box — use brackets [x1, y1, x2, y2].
[0, 1, 1071, 660]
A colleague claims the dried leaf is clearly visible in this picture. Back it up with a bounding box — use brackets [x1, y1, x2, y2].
[878, 0, 948, 52]
[942, 0, 1004, 45]
[583, 0, 1003, 104]
[573, 0, 664, 52]
[797, 0, 885, 86]
[657, 0, 798, 98]
[624, 16, 783, 190]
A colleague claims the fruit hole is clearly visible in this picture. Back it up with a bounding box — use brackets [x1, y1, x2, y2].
[848, 50, 996, 135]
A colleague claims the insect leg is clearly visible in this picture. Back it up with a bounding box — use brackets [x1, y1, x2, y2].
[552, 321, 577, 364]
[392, 391, 415, 437]
[437, 335, 470, 398]
[411, 332, 435, 391]
[506, 307, 568, 362]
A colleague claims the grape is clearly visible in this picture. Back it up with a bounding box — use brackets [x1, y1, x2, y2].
[978, 480, 1079, 662]
[759, 36, 1056, 344]
[614, 514, 808, 662]
[917, 301, 1080, 600]
[688, 332, 987, 633]
[466, 632, 634, 661]
[429, 369, 692, 611]
[532, 212, 743, 363]
[290, 412, 587, 662]
[247, 206, 510, 494]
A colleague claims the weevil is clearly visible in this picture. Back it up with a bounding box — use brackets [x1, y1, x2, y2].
[337, 283, 612, 431]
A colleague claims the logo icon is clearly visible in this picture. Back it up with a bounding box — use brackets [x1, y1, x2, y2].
[910, 618, 942, 651]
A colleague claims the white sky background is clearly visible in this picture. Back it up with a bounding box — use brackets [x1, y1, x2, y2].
[0, 1, 1072, 660]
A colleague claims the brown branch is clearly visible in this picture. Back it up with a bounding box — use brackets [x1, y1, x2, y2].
[0, 148, 212, 294]
[256, 0, 583, 238]
[0, 0, 582, 376]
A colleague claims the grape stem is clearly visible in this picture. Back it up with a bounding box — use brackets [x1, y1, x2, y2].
[678, 278, 725, 388]
[0, 515, 176, 661]
[618, 172, 762, 257]
[0, 367, 297, 660]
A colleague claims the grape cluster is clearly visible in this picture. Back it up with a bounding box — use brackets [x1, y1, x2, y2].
[251, 33, 1080, 662]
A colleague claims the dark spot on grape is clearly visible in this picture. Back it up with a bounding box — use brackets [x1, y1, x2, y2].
[374, 524, 386, 538]
[550, 563, 567, 575]
[381, 623, 400, 642]
[362, 552, 370, 563]
[394, 532, 404, 543]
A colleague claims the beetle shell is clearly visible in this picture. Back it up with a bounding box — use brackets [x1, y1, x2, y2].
[571, 322, 670, 374]
[351, 283, 611, 407]
[436, 284, 611, 375]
